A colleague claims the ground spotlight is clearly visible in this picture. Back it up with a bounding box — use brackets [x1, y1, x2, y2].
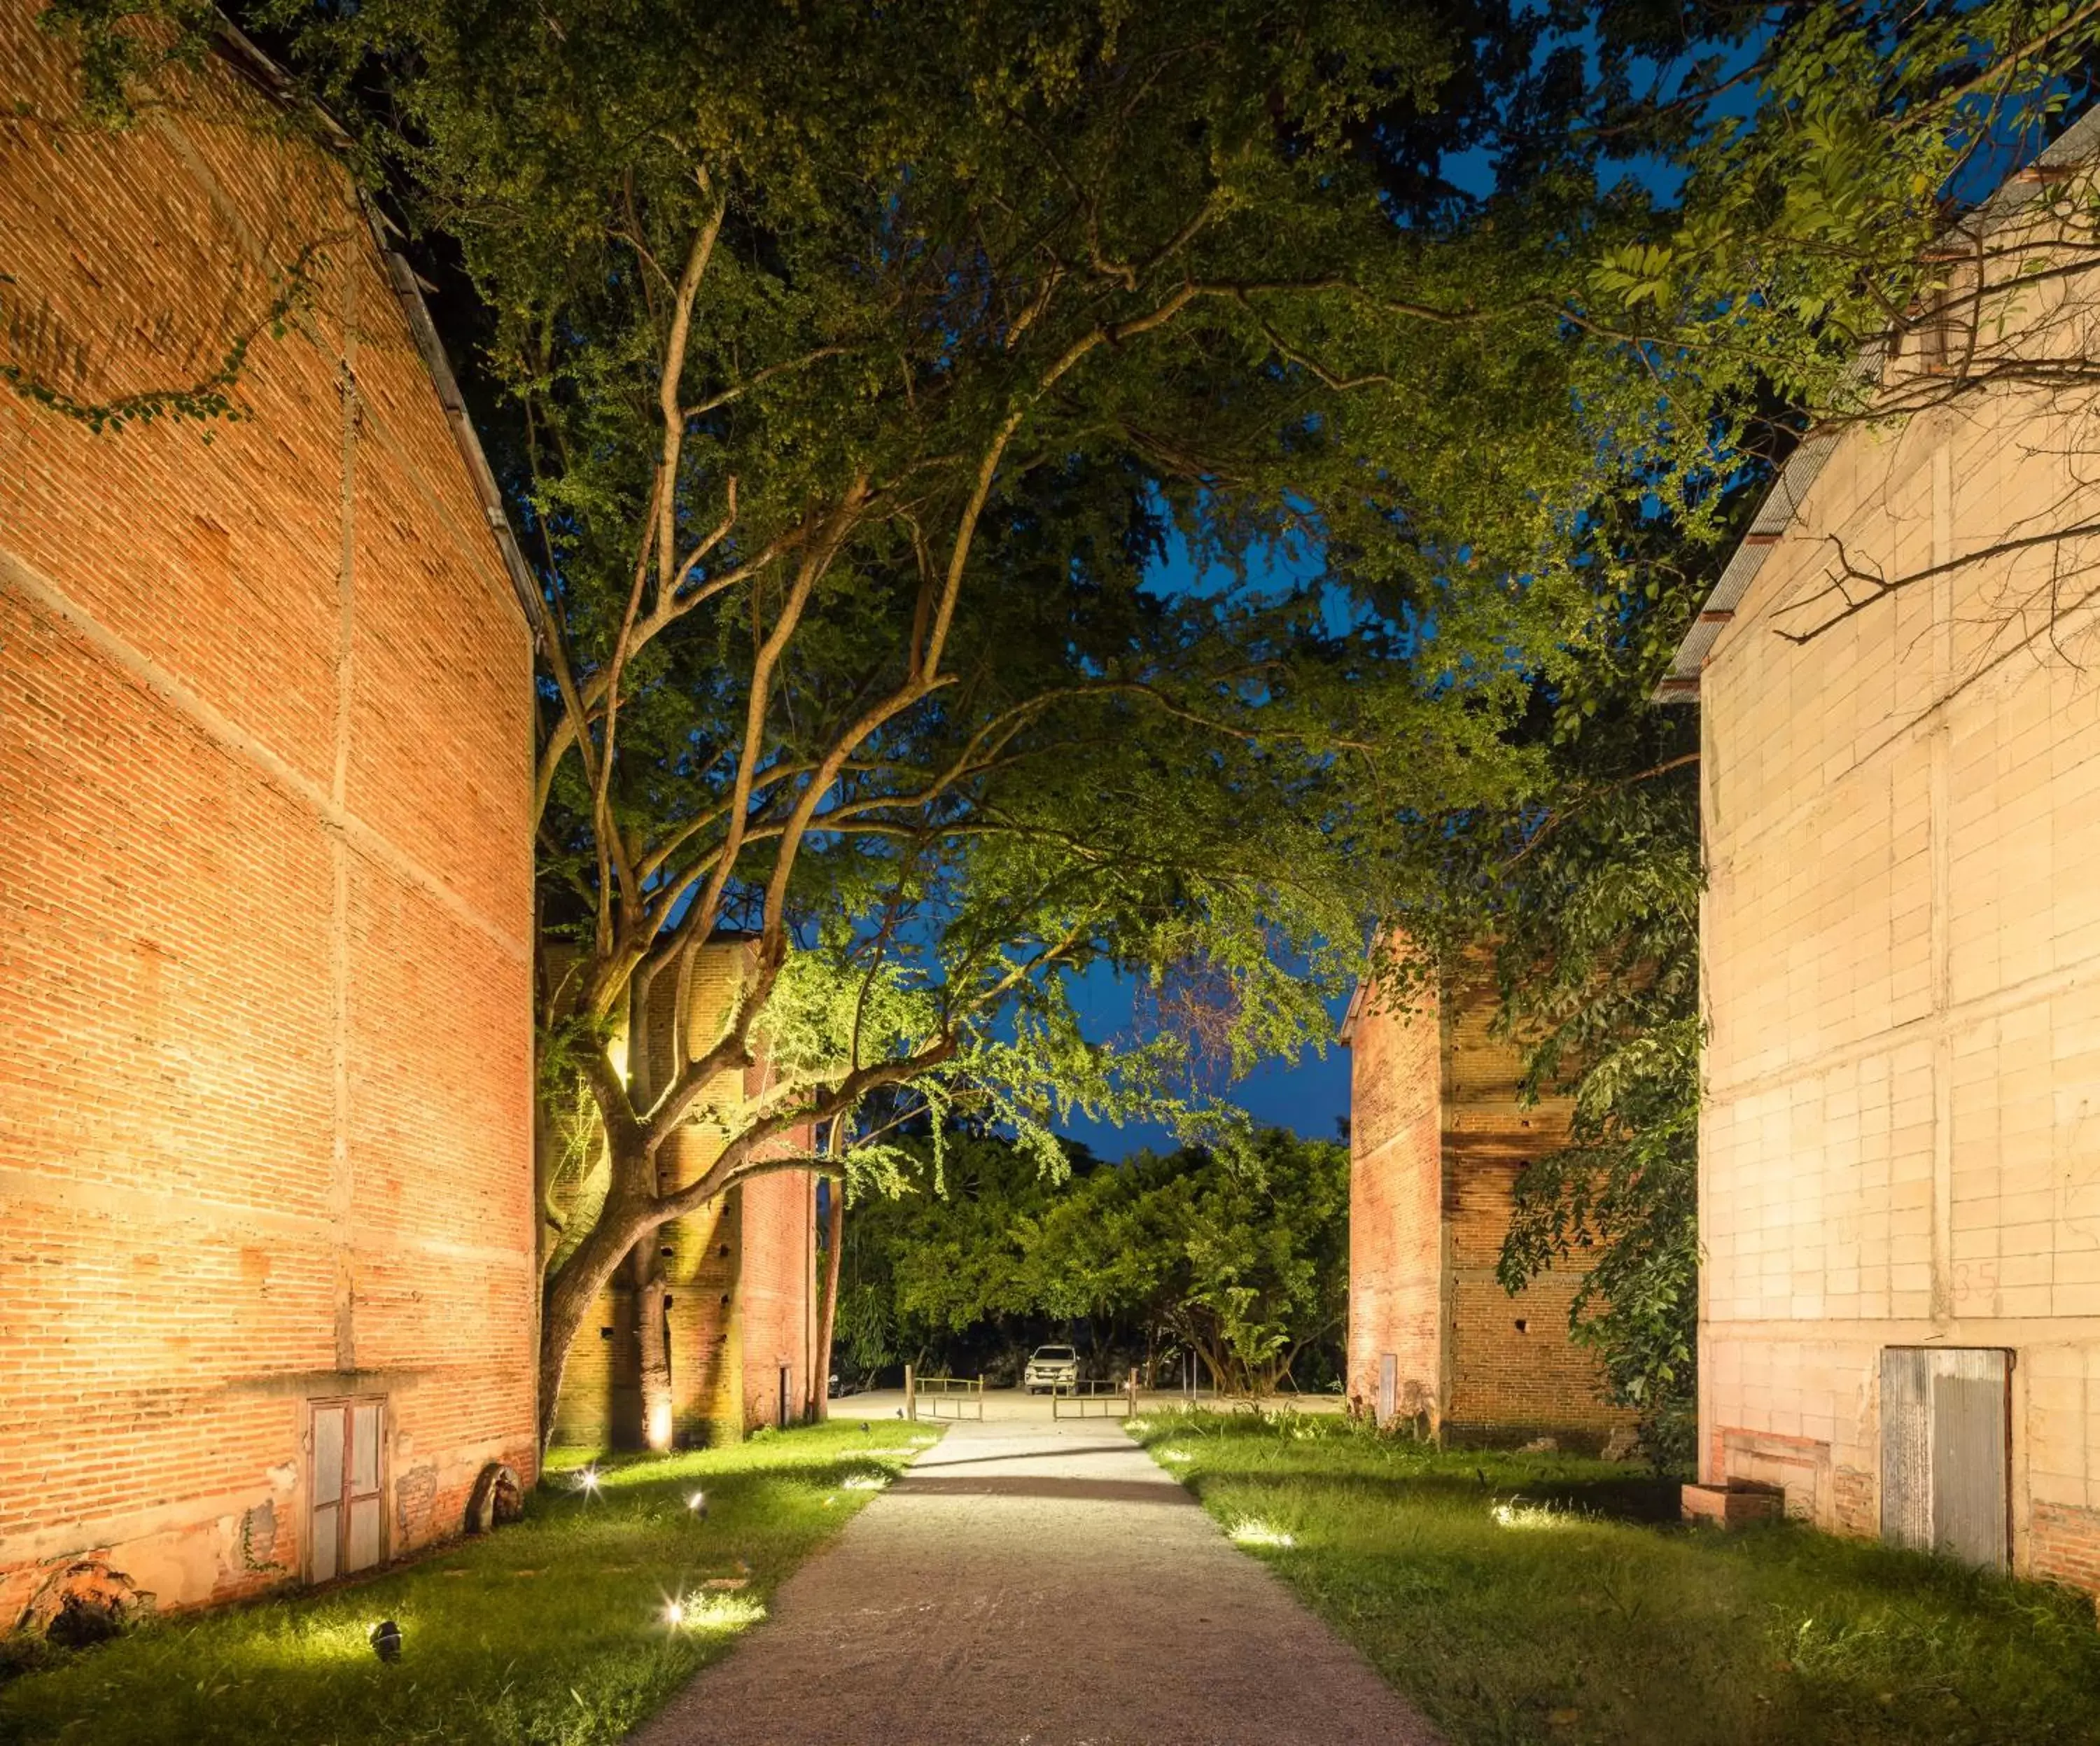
[664, 1598, 686, 1627]
[687, 1490, 708, 1519]
[578, 1465, 602, 1497]
[369, 1619, 402, 1661]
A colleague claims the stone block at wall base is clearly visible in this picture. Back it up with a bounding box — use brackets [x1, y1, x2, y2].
[1682, 1482, 1786, 1529]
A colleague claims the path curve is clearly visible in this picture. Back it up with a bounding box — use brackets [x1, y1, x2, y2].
[632, 1413, 1438, 1746]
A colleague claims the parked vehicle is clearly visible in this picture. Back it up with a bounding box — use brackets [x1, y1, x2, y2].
[1023, 1343, 1080, 1393]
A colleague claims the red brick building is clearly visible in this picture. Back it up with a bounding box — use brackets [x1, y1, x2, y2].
[1342, 956, 1633, 1448]
[550, 940, 820, 1450]
[0, 11, 540, 1618]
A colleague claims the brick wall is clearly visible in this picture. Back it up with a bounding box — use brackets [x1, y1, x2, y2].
[1693, 167, 2100, 1585]
[1345, 970, 1443, 1423]
[1345, 950, 1631, 1444]
[1441, 978, 1630, 1441]
[0, 7, 537, 1619]
[550, 940, 816, 1448]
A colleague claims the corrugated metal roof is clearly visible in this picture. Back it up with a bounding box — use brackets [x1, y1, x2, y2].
[1656, 104, 2100, 703]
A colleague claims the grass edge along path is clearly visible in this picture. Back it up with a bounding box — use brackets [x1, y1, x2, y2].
[0, 1420, 941, 1745]
[1128, 1408, 2100, 1746]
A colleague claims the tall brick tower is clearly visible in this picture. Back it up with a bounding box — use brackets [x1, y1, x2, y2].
[1341, 952, 1634, 1448]
[547, 938, 820, 1451]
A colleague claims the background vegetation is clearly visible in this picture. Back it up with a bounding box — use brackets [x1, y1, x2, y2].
[834, 1126, 1348, 1396]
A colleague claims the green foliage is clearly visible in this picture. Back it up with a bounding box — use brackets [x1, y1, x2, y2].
[0, 1424, 932, 1745]
[1373, 525, 1704, 1461]
[1135, 1411, 2100, 1746]
[34, 0, 217, 126]
[844, 1127, 1348, 1394]
[258, 0, 1703, 1399]
[0, 238, 327, 434]
[1585, 1, 2100, 450]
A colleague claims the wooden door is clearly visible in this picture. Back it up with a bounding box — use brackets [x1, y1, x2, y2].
[310, 1397, 386, 1583]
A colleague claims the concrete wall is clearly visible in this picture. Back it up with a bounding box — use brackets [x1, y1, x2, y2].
[0, 6, 538, 1618]
[1345, 953, 1630, 1443]
[1694, 183, 2100, 1584]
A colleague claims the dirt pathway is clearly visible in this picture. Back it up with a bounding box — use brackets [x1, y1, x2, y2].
[632, 1412, 1438, 1746]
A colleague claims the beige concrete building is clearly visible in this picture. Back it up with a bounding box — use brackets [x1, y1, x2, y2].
[1662, 113, 2100, 1588]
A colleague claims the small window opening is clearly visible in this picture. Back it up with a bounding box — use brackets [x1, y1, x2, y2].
[599, 1326, 614, 1339]
[1513, 1318, 1530, 1335]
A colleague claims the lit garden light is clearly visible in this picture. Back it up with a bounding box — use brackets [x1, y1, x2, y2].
[368, 1619, 402, 1661]
[1228, 1519, 1296, 1549]
[687, 1490, 708, 1520]
[577, 1465, 603, 1499]
[663, 1597, 687, 1629]
[1491, 1500, 1574, 1532]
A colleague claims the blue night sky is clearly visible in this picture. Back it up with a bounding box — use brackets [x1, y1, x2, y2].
[1050, 526, 1357, 1161]
[1057, 969, 1355, 1161]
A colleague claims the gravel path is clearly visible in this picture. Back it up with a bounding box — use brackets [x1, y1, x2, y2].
[631, 1412, 1438, 1746]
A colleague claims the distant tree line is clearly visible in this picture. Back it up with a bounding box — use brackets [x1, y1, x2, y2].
[832, 1128, 1347, 1397]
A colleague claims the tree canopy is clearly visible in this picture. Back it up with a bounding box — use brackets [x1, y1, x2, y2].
[36, 0, 2100, 1443]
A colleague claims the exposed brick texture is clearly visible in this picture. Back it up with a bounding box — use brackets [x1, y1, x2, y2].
[551, 940, 818, 1448]
[0, 9, 536, 1619]
[1693, 168, 2100, 1588]
[1345, 951, 1633, 1446]
[1345, 971, 1443, 1423]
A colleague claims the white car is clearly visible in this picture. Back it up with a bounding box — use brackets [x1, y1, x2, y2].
[1023, 1344, 1080, 1394]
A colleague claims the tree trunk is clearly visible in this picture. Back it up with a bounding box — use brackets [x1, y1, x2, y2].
[538, 1175, 660, 1452]
[634, 1243, 673, 1450]
[813, 1178, 844, 1423]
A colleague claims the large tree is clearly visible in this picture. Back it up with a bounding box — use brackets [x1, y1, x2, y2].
[260, 0, 1669, 1446]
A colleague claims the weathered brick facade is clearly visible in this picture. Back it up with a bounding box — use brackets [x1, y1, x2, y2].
[550, 940, 818, 1449]
[1343, 955, 1633, 1447]
[0, 10, 538, 1619]
[1662, 116, 2100, 1587]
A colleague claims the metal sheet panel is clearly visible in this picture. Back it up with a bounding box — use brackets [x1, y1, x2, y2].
[350, 1402, 381, 1493]
[313, 1404, 345, 1501]
[1377, 1353, 1398, 1427]
[311, 1502, 339, 1584]
[1880, 1348, 1932, 1552]
[1931, 1350, 2009, 1571]
[346, 1497, 383, 1575]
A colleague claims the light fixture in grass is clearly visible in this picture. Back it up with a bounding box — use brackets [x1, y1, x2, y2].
[1228, 1519, 1296, 1549]
[1491, 1501, 1575, 1532]
[662, 1592, 766, 1633]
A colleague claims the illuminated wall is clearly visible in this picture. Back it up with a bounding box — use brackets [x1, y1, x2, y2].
[0, 7, 539, 1617]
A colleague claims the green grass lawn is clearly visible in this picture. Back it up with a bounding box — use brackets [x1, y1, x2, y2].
[0, 1422, 938, 1745]
[1130, 1409, 2100, 1746]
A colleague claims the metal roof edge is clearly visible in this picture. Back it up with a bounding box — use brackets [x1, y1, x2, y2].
[1655, 104, 2100, 704]
[1337, 977, 1367, 1047]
